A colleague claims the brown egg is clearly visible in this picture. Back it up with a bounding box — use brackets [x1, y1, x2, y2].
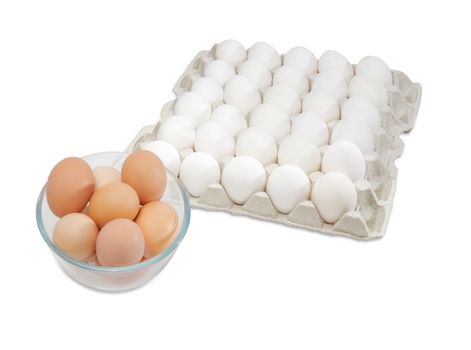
[46, 157, 95, 217]
[53, 213, 99, 260]
[93, 166, 121, 190]
[88, 182, 140, 228]
[122, 150, 167, 204]
[135, 201, 178, 257]
[96, 218, 145, 267]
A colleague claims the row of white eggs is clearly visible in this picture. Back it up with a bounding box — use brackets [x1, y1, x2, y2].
[183, 67, 386, 130]
[186, 76, 381, 131]
[202, 59, 389, 111]
[214, 40, 392, 87]
[140, 138, 362, 224]
[156, 113, 366, 178]
[159, 92, 376, 160]
[190, 83, 382, 130]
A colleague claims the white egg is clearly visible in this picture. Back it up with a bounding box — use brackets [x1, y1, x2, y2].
[247, 42, 282, 70]
[291, 112, 329, 146]
[331, 119, 375, 154]
[191, 77, 224, 105]
[273, 65, 309, 95]
[348, 75, 388, 108]
[179, 152, 221, 197]
[322, 141, 365, 182]
[302, 90, 340, 123]
[211, 104, 247, 135]
[311, 70, 348, 101]
[156, 115, 196, 150]
[311, 172, 357, 224]
[140, 140, 181, 177]
[356, 56, 392, 86]
[283, 46, 317, 76]
[224, 75, 261, 115]
[236, 127, 277, 166]
[341, 96, 381, 129]
[318, 50, 354, 80]
[263, 84, 301, 116]
[174, 92, 212, 126]
[221, 156, 267, 204]
[194, 120, 235, 163]
[238, 59, 272, 90]
[204, 59, 236, 85]
[215, 39, 247, 66]
[278, 134, 321, 174]
[249, 103, 291, 141]
[266, 164, 311, 214]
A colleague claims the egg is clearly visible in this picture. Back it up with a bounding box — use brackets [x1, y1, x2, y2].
[221, 156, 267, 204]
[311, 70, 348, 101]
[46, 157, 95, 217]
[263, 84, 301, 116]
[53, 213, 98, 260]
[238, 59, 272, 90]
[356, 56, 392, 86]
[191, 77, 224, 105]
[156, 115, 195, 150]
[235, 127, 277, 166]
[322, 141, 366, 182]
[135, 201, 178, 257]
[291, 112, 329, 146]
[224, 75, 261, 115]
[140, 140, 181, 177]
[174, 92, 212, 126]
[93, 166, 121, 190]
[215, 39, 247, 66]
[266, 164, 311, 214]
[179, 152, 221, 197]
[348, 75, 388, 108]
[302, 90, 340, 123]
[283, 46, 317, 76]
[203, 59, 236, 85]
[211, 104, 247, 135]
[88, 182, 140, 228]
[278, 134, 321, 174]
[122, 150, 167, 204]
[194, 120, 235, 163]
[247, 42, 281, 70]
[96, 218, 145, 267]
[273, 65, 309, 95]
[249, 103, 291, 141]
[311, 172, 357, 224]
[318, 50, 354, 80]
[331, 118, 375, 154]
[341, 96, 381, 129]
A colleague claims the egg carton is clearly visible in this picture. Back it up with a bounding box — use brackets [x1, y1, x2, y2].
[127, 45, 421, 240]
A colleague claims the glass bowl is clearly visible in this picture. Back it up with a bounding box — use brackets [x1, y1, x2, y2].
[36, 152, 191, 292]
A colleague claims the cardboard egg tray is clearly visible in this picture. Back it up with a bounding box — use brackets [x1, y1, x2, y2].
[127, 44, 422, 240]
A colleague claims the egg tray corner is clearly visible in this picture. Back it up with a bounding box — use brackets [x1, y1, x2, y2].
[127, 47, 422, 240]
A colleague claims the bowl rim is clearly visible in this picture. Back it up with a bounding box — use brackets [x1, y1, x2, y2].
[36, 151, 191, 273]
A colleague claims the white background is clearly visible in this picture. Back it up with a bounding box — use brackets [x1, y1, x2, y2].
[1, 1, 470, 349]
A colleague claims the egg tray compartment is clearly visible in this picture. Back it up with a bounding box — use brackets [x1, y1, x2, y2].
[127, 45, 421, 240]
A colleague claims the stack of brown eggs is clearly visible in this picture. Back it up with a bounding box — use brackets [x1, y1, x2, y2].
[46, 150, 179, 267]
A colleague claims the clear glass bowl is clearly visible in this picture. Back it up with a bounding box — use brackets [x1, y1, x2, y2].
[36, 152, 191, 292]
